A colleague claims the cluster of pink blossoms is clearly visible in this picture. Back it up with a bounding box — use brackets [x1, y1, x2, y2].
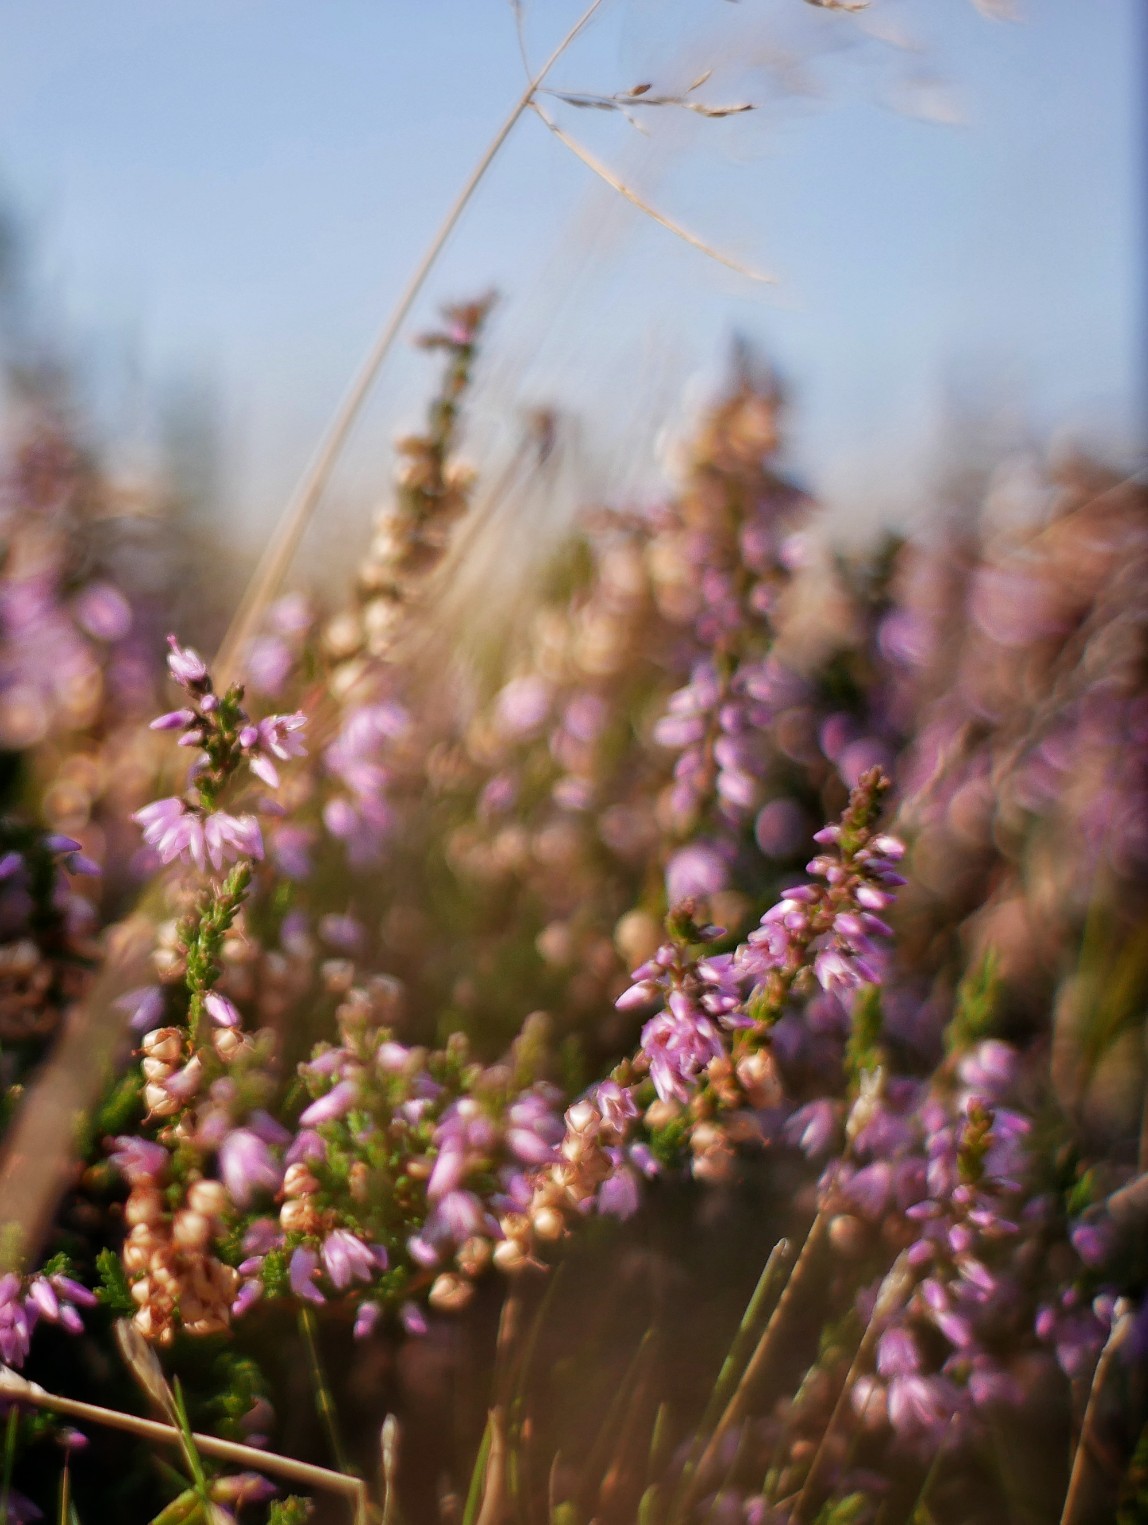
[133, 636, 305, 874]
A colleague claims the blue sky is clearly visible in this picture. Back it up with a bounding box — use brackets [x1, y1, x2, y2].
[0, 0, 1140, 548]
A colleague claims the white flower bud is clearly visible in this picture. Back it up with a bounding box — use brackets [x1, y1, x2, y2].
[186, 1180, 228, 1221]
[144, 1082, 181, 1118]
[172, 1210, 212, 1251]
[428, 1272, 474, 1313]
[282, 1162, 319, 1199]
[532, 1206, 565, 1242]
[492, 1238, 529, 1274]
[140, 1028, 183, 1065]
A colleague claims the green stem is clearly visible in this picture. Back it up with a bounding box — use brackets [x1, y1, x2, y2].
[299, 1305, 354, 1479]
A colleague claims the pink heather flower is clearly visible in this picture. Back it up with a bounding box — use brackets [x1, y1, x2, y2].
[166, 635, 208, 687]
[27, 1278, 59, 1321]
[641, 1004, 725, 1105]
[158, 1056, 203, 1104]
[598, 1160, 641, 1220]
[202, 811, 264, 869]
[204, 991, 241, 1028]
[133, 798, 203, 866]
[108, 1135, 169, 1184]
[135, 803, 262, 873]
[299, 1079, 358, 1126]
[220, 1129, 282, 1207]
[149, 709, 196, 732]
[432, 1189, 488, 1242]
[0, 1273, 33, 1367]
[320, 1230, 377, 1290]
[887, 1373, 960, 1442]
[289, 1246, 326, 1306]
[665, 842, 730, 905]
[354, 1302, 383, 1339]
[593, 1080, 638, 1135]
[116, 985, 166, 1034]
[243, 712, 307, 789]
[876, 1326, 921, 1378]
[73, 581, 132, 642]
[427, 1145, 468, 1202]
[400, 1302, 428, 1337]
[49, 1275, 96, 1310]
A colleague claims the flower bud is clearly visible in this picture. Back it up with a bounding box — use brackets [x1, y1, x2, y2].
[144, 1082, 181, 1118]
[123, 1242, 150, 1274]
[141, 1056, 175, 1083]
[736, 1049, 783, 1109]
[492, 1238, 529, 1273]
[186, 1180, 228, 1220]
[565, 1099, 599, 1136]
[125, 1188, 165, 1228]
[279, 1198, 317, 1235]
[172, 1210, 212, 1251]
[141, 1027, 183, 1065]
[428, 1273, 473, 1313]
[828, 1214, 868, 1258]
[212, 1027, 247, 1064]
[532, 1206, 565, 1242]
[456, 1236, 491, 1278]
[283, 1162, 320, 1199]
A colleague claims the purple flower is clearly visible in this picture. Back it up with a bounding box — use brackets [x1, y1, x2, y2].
[219, 1129, 282, 1207]
[243, 711, 307, 788]
[641, 1001, 725, 1104]
[876, 1326, 921, 1378]
[204, 991, 241, 1028]
[166, 635, 208, 687]
[784, 1100, 841, 1159]
[115, 985, 166, 1034]
[149, 708, 196, 732]
[354, 1302, 383, 1339]
[299, 1079, 359, 1126]
[202, 811, 264, 869]
[288, 1247, 325, 1306]
[108, 1135, 169, 1183]
[400, 1302, 428, 1337]
[887, 1373, 959, 1442]
[665, 842, 730, 905]
[593, 1080, 638, 1135]
[320, 1230, 377, 1290]
[133, 797, 194, 860]
[431, 1189, 489, 1242]
[598, 1158, 641, 1219]
[0, 1273, 34, 1367]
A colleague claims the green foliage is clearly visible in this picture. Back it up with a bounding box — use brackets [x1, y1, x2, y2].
[182, 859, 253, 1044]
[845, 985, 884, 1087]
[260, 1247, 290, 1299]
[946, 950, 1001, 1055]
[649, 1114, 691, 1168]
[268, 1500, 314, 1524]
[95, 1246, 136, 1314]
[813, 1494, 869, 1524]
[89, 1068, 144, 1143]
[207, 1350, 267, 1442]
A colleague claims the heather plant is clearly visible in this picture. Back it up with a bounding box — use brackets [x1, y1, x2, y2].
[1, 315, 1146, 1522]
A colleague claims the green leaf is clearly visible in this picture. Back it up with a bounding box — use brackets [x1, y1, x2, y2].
[95, 1247, 136, 1315]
